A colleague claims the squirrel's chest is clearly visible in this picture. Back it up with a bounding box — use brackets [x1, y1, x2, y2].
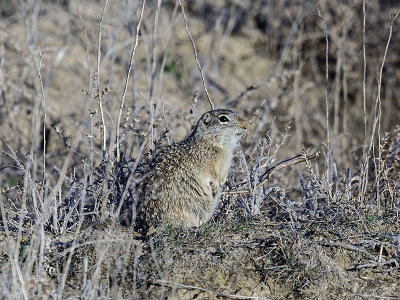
[207, 150, 233, 185]
[200, 151, 232, 200]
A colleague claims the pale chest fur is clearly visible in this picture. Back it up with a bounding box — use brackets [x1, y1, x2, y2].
[211, 148, 233, 186]
[198, 145, 233, 198]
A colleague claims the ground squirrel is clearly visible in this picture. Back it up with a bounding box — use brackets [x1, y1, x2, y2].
[137, 109, 248, 228]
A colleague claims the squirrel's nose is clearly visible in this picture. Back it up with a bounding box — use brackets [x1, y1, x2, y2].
[238, 117, 248, 130]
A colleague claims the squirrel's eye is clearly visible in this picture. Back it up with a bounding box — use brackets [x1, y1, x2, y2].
[219, 115, 229, 123]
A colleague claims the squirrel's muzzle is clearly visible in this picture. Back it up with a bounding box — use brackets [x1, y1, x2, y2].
[237, 117, 248, 131]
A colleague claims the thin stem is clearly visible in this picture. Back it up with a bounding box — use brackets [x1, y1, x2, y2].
[148, 0, 161, 149]
[179, 0, 214, 109]
[362, 10, 400, 205]
[362, 0, 367, 151]
[116, 0, 146, 162]
[317, 8, 331, 201]
[374, 11, 399, 207]
[97, 0, 109, 161]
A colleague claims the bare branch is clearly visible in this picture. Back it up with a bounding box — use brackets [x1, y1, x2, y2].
[116, 0, 146, 162]
[222, 151, 320, 195]
[97, 0, 109, 160]
[158, 280, 271, 300]
[178, 0, 214, 110]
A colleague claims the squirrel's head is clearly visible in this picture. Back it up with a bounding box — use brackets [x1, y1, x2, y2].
[194, 109, 248, 150]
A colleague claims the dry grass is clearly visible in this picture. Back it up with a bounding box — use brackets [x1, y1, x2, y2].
[0, 0, 400, 299]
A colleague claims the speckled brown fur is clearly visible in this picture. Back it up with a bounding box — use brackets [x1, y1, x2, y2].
[138, 109, 248, 228]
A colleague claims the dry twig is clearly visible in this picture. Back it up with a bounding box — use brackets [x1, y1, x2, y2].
[222, 151, 320, 195]
[116, 0, 146, 162]
[158, 280, 271, 300]
[96, 0, 109, 160]
[178, 0, 214, 109]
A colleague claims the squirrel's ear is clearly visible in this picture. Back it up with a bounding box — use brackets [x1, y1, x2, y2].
[202, 113, 211, 125]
